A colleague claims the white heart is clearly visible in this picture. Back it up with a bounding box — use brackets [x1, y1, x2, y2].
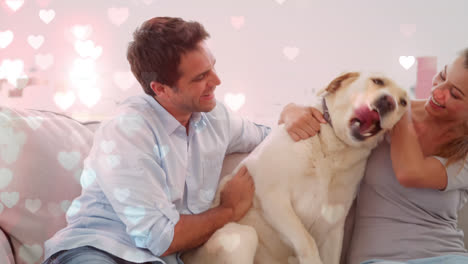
[0, 127, 27, 164]
[153, 144, 170, 160]
[73, 168, 82, 183]
[60, 200, 71, 212]
[74, 40, 102, 59]
[80, 168, 96, 189]
[118, 114, 144, 136]
[130, 230, 148, 247]
[39, 9, 55, 24]
[283, 46, 299, 60]
[72, 24, 92, 40]
[0, 59, 25, 86]
[105, 155, 121, 169]
[25, 199, 41, 213]
[27, 35, 44, 50]
[124, 205, 146, 225]
[200, 189, 215, 202]
[18, 244, 43, 264]
[274, 0, 287, 4]
[0, 168, 13, 189]
[230, 16, 245, 30]
[66, 200, 81, 217]
[224, 93, 245, 112]
[218, 233, 241, 252]
[35, 53, 54, 70]
[399, 56, 415, 70]
[100, 140, 116, 154]
[113, 188, 130, 202]
[5, 0, 24, 11]
[54, 91, 76, 110]
[23, 116, 44, 130]
[47, 202, 61, 216]
[113, 71, 135, 91]
[107, 7, 129, 26]
[321, 204, 345, 225]
[79, 87, 101, 108]
[0, 191, 19, 208]
[193, 119, 207, 133]
[0, 30, 14, 49]
[57, 151, 81, 171]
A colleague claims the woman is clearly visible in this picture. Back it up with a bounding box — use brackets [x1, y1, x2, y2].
[346, 49, 468, 264]
[282, 48, 468, 264]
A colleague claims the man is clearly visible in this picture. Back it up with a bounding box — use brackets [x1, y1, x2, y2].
[43, 17, 323, 264]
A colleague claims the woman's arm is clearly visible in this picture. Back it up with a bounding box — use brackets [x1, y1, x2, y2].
[390, 109, 448, 190]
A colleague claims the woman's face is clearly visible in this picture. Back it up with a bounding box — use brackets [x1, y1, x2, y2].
[425, 55, 468, 123]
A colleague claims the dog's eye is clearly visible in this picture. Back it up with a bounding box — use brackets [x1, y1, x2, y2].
[372, 78, 385, 86]
[399, 98, 407, 107]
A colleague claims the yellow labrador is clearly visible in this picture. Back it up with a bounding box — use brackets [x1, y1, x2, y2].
[183, 72, 409, 264]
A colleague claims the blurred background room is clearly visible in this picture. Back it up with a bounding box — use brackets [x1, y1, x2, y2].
[1, 0, 468, 126]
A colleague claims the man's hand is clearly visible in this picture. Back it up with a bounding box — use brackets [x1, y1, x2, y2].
[220, 166, 255, 221]
[278, 103, 327, 141]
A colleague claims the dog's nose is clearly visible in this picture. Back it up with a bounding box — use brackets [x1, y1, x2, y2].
[374, 94, 396, 117]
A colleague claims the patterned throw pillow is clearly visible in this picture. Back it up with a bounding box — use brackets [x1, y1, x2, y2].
[0, 107, 95, 264]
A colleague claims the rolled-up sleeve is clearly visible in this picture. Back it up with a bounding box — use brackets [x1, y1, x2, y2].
[85, 110, 179, 256]
[435, 156, 468, 191]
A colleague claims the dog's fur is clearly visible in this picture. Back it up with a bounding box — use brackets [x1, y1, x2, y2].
[182, 72, 409, 264]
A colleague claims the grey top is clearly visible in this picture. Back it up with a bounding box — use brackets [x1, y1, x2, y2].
[347, 140, 468, 264]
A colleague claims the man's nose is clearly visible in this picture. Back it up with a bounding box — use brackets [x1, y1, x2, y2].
[209, 71, 221, 86]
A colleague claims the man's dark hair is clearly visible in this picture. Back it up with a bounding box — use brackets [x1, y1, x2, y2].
[127, 17, 210, 96]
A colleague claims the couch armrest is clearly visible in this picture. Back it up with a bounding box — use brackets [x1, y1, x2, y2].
[0, 228, 15, 264]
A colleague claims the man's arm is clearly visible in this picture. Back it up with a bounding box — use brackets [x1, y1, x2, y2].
[278, 103, 327, 141]
[162, 206, 233, 256]
[162, 166, 254, 256]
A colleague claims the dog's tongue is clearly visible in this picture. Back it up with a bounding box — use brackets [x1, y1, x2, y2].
[355, 106, 380, 132]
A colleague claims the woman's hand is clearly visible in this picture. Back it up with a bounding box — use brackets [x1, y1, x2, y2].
[278, 103, 327, 141]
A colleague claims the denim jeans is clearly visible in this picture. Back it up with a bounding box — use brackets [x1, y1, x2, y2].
[361, 255, 468, 264]
[42, 246, 163, 264]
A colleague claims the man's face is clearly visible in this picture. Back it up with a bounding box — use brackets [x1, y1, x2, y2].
[165, 41, 221, 114]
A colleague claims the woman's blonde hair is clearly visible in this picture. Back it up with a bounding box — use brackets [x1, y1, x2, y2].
[435, 48, 468, 166]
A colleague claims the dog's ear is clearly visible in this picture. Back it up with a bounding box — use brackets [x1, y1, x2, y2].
[325, 72, 360, 94]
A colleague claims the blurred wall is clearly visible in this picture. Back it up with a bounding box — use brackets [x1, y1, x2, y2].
[1, 0, 467, 126]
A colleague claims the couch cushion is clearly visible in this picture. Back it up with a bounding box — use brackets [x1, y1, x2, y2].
[0, 107, 95, 264]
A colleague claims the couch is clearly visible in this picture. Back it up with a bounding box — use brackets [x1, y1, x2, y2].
[1, 106, 468, 264]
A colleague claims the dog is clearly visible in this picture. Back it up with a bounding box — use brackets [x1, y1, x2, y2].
[182, 72, 409, 264]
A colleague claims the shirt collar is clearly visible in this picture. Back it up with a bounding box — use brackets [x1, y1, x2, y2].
[141, 94, 205, 135]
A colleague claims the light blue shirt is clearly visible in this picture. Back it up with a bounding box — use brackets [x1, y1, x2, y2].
[44, 94, 270, 264]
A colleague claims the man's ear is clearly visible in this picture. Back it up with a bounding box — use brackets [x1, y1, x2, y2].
[325, 72, 360, 94]
[150, 81, 167, 97]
